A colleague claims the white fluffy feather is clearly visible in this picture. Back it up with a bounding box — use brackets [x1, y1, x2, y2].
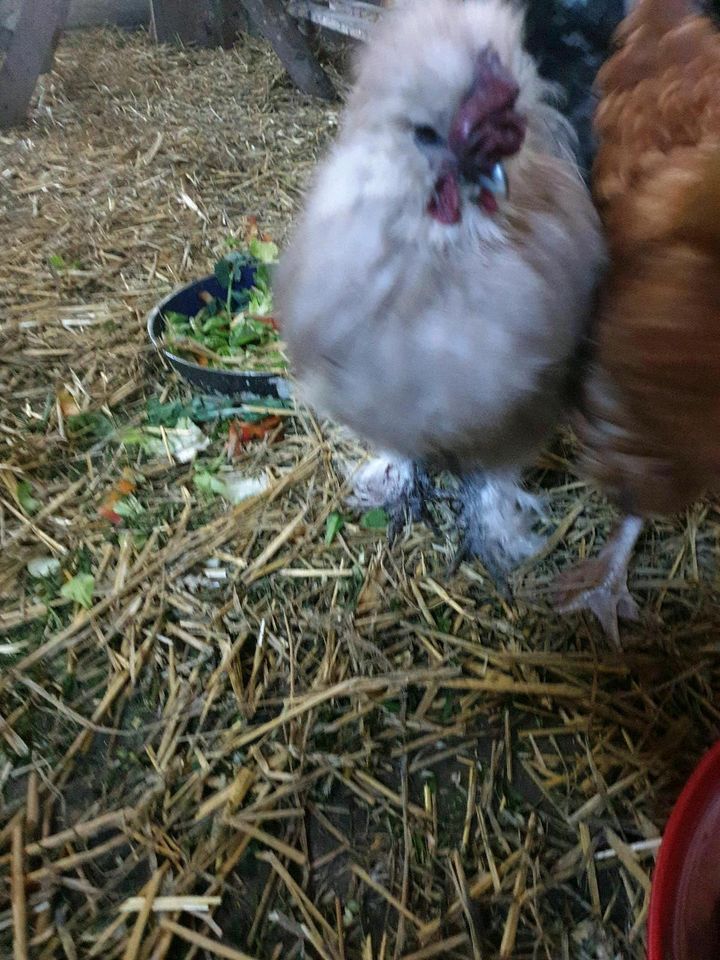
[344, 454, 416, 511]
[459, 472, 547, 566]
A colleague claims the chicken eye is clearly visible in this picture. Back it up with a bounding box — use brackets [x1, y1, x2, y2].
[413, 125, 444, 148]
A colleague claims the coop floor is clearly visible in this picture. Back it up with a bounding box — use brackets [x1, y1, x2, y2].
[1, 26, 719, 960]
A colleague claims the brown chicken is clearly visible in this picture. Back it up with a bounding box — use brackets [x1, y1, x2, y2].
[554, 0, 720, 641]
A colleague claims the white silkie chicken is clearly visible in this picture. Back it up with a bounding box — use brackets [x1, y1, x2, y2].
[275, 0, 605, 575]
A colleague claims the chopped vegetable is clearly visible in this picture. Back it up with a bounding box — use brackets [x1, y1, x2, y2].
[120, 418, 209, 463]
[98, 470, 137, 525]
[223, 472, 269, 504]
[193, 469, 227, 497]
[193, 466, 269, 504]
[61, 572, 95, 610]
[360, 508, 389, 530]
[325, 512, 345, 545]
[147, 395, 291, 427]
[161, 235, 286, 373]
[17, 480, 40, 515]
[27, 557, 61, 579]
[248, 237, 279, 264]
[226, 416, 283, 459]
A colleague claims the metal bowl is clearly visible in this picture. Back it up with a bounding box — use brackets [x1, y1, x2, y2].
[147, 270, 292, 401]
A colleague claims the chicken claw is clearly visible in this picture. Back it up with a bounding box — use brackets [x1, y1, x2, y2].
[553, 515, 643, 645]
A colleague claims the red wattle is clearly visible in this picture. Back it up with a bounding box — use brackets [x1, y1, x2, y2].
[478, 188, 499, 215]
[427, 173, 461, 225]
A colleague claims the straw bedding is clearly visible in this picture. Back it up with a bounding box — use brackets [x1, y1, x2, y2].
[0, 27, 718, 960]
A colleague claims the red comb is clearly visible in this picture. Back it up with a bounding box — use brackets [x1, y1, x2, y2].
[449, 46, 526, 162]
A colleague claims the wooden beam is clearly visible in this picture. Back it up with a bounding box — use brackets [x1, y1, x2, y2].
[241, 0, 337, 101]
[0, 0, 23, 55]
[0, 0, 71, 129]
[288, 1, 375, 40]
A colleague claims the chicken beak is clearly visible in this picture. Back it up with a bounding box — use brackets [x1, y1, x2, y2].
[478, 162, 508, 201]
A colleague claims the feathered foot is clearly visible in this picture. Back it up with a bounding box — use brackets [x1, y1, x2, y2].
[385, 462, 451, 544]
[449, 472, 547, 583]
[346, 454, 449, 543]
[553, 515, 643, 645]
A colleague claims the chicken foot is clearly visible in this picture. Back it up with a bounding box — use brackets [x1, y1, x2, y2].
[385, 462, 451, 544]
[553, 514, 643, 645]
[450, 472, 547, 582]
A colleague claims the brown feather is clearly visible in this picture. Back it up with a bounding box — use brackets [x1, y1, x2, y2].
[577, 0, 720, 517]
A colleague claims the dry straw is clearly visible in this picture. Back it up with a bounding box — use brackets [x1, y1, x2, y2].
[1, 23, 719, 960]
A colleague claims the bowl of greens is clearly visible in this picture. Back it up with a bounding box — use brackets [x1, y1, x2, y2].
[147, 238, 292, 400]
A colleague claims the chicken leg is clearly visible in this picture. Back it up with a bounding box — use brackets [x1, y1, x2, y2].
[553, 514, 643, 645]
[385, 462, 451, 544]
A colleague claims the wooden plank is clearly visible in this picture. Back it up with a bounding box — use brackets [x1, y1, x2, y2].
[289, 1, 376, 40]
[307, 8, 371, 40]
[241, 0, 337, 100]
[327, 0, 384, 20]
[0, 0, 71, 129]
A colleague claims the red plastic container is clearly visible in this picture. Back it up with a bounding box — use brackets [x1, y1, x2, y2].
[648, 739, 720, 960]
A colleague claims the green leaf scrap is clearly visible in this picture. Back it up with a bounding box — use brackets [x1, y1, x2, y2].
[325, 512, 345, 545]
[60, 572, 95, 609]
[17, 480, 40, 515]
[248, 238, 279, 264]
[193, 469, 227, 498]
[360, 508, 389, 530]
